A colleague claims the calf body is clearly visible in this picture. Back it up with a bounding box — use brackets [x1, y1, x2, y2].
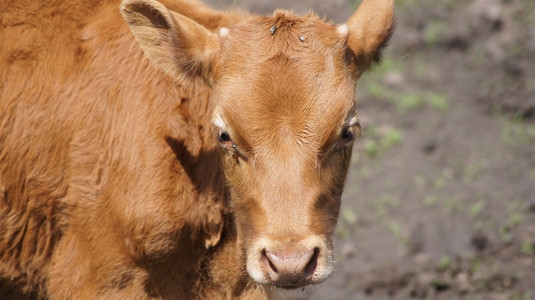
[0, 0, 394, 298]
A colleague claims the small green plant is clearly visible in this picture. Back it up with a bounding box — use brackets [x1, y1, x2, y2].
[397, 93, 424, 112]
[434, 177, 447, 190]
[371, 194, 400, 221]
[342, 208, 358, 225]
[367, 82, 387, 98]
[380, 128, 403, 149]
[362, 127, 403, 158]
[509, 213, 525, 227]
[390, 92, 449, 114]
[470, 200, 486, 218]
[431, 278, 450, 291]
[374, 54, 407, 75]
[427, 93, 449, 111]
[499, 226, 513, 244]
[463, 160, 484, 183]
[388, 221, 408, 246]
[424, 195, 438, 207]
[436, 256, 452, 271]
[470, 257, 483, 274]
[512, 291, 534, 300]
[424, 21, 445, 47]
[505, 200, 526, 229]
[364, 140, 379, 157]
[364, 123, 378, 138]
[522, 241, 534, 255]
[336, 224, 351, 240]
[442, 197, 464, 214]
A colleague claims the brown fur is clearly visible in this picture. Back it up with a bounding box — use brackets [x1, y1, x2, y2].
[0, 0, 394, 298]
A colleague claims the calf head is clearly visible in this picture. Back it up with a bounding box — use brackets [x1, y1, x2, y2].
[121, 0, 394, 289]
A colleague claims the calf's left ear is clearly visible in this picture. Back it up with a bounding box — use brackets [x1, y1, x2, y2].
[120, 0, 219, 85]
[340, 0, 395, 77]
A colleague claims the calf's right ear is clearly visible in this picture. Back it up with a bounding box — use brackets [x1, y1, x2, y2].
[120, 0, 219, 85]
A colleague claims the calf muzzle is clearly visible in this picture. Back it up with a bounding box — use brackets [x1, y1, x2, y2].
[246, 236, 333, 288]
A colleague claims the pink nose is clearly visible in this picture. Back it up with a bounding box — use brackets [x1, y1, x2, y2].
[261, 247, 319, 288]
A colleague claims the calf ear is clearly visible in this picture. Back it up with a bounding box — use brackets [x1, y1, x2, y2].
[340, 0, 395, 77]
[120, 0, 219, 84]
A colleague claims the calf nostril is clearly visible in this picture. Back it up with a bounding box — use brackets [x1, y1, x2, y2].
[304, 247, 319, 276]
[262, 249, 278, 273]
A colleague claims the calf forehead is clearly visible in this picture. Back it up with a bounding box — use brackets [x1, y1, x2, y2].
[216, 12, 356, 155]
[220, 11, 344, 64]
[220, 56, 354, 156]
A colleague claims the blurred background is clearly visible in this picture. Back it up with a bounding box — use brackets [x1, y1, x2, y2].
[205, 0, 535, 299]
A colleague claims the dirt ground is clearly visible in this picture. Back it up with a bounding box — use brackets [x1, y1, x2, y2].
[206, 0, 535, 299]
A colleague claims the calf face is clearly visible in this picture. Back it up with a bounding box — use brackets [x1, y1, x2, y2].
[121, 0, 394, 289]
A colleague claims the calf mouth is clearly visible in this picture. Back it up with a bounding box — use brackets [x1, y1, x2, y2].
[274, 284, 300, 290]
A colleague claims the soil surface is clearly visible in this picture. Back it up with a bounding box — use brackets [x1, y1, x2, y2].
[206, 0, 535, 299]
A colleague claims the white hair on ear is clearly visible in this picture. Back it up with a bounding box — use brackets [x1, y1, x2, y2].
[219, 27, 229, 38]
[336, 24, 349, 37]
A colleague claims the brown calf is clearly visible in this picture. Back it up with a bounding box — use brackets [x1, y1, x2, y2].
[0, 0, 394, 298]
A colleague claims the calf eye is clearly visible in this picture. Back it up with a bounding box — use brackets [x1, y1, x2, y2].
[341, 127, 354, 141]
[217, 130, 243, 161]
[218, 131, 231, 143]
[335, 123, 361, 151]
